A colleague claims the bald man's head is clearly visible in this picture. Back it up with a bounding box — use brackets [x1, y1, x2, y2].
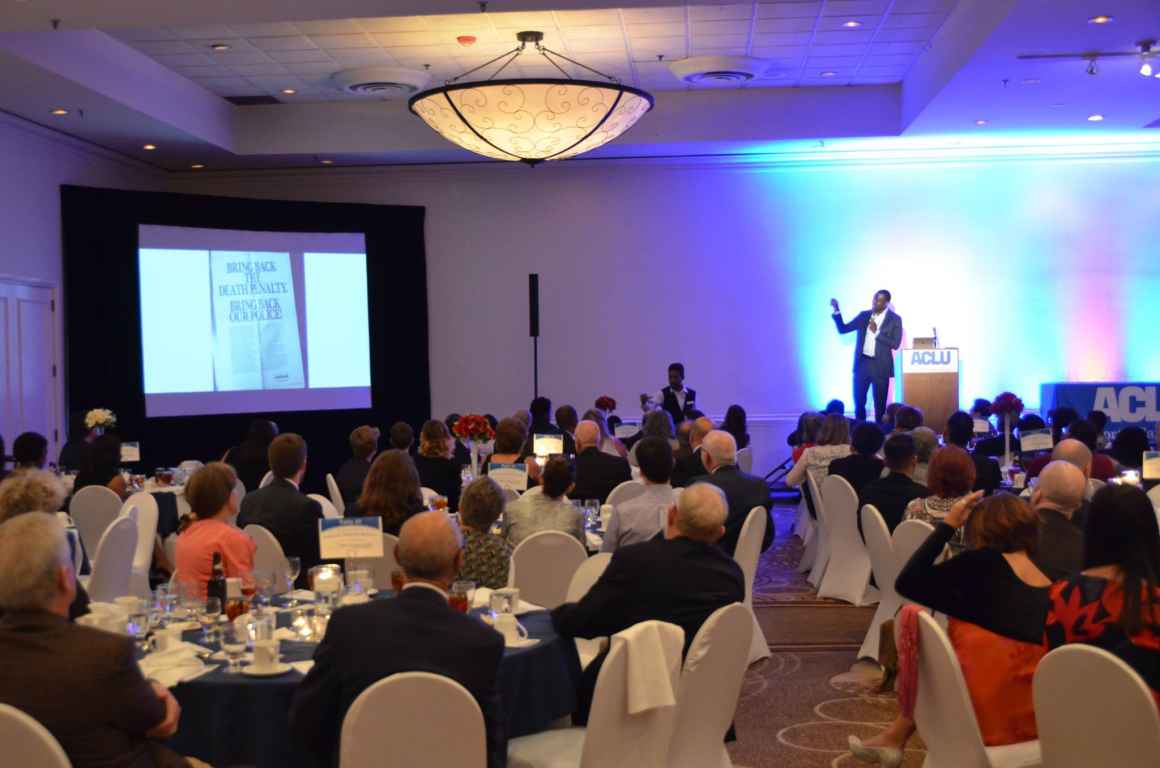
[1051, 438, 1093, 479]
[575, 420, 601, 451]
[666, 482, 728, 543]
[690, 417, 715, 448]
[396, 511, 462, 585]
[1033, 460, 1086, 518]
[701, 430, 737, 473]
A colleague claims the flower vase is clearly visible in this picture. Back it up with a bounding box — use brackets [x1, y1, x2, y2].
[1002, 413, 1012, 472]
[469, 441, 480, 478]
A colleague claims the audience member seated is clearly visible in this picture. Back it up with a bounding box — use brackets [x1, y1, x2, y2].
[12, 431, 49, 473]
[893, 405, 924, 432]
[850, 492, 1051, 763]
[0, 471, 89, 620]
[700, 430, 773, 555]
[223, 418, 278, 495]
[789, 411, 823, 460]
[1045, 484, 1160, 708]
[1034, 439, 1101, 520]
[555, 404, 579, 441]
[503, 457, 583, 548]
[444, 414, 471, 467]
[457, 477, 512, 589]
[1028, 460, 1086, 581]
[672, 419, 693, 463]
[290, 512, 506, 768]
[334, 425, 379, 505]
[905, 445, 975, 526]
[672, 416, 714, 487]
[602, 437, 674, 552]
[828, 422, 885, 496]
[73, 433, 128, 500]
[1048, 406, 1080, 445]
[969, 399, 994, 434]
[859, 433, 930, 534]
[552, 483, 745, 724]
[630, 410, 678, 466]
[881, 402, 904, 431]
[1025, 418, 1116, 481]
[349, 449, 425, 536]
[722, 404, 751, 450]
[175, 463, 255, 596]
[481, 418, 527, 474]
[581, 408, 628, 459]
[974, 413, 1042, 458]
[412, 420, 463, 511]
[520, 396, 576, 458]
[0, 513, 196, 768]
[909, 427, 938, 486]
[786, 413, 852, 490]
[237, 434, 323, 588]
[1111, 426, 1151, 471]
[57, 411, 96, 472]
[1087, 409, 1110, 449]
[944, 411, 1001, 494]
[570, 421, 631, 503]
[388, 420, 415, 453]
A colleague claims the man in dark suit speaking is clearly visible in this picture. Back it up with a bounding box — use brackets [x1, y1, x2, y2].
[831, 290, 903, 423]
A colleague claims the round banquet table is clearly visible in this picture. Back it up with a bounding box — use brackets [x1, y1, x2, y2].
[166, 600, 581, 768]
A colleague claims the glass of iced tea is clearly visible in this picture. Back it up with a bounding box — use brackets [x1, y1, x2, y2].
[390, 568, 405, 594]
[449, 580, 474, 613]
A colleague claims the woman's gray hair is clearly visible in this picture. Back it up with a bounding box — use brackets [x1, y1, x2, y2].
[459, 477, 506, 530]
[0, 470, 67, 523]
[911, 427, 938, 463]
[642, 410, 675, 440]
[0, 512, 71, 612]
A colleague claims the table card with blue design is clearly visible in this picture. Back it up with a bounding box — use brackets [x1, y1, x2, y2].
[318, 517, 383, 559]
[489, 462, 528, 492]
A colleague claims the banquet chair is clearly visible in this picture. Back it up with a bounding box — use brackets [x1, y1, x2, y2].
[259, 471, 274, 489]
[913, 612, 1041, 768]
[734, 507, 771, 665]
[121, 493, 160, 598]
[509, 531, 588, 610]
[84, 515, 138, 603]
[805, 472, 830, 587]
[857, 504, 900, 660]
[347, 533, 402, 592]
[1034, 644, 1160, 768]
[667, 603, 752, 768]
[566, 553, 614, 670]
[326, 473, 346, 515]
[308, 493, 341, 520]
[893, 519, 937, 588]
[794, 479, 818, 572]
[817, 476, 879, 606]
[508, 621, 684, 768]
[736, 446, 753, 474]
[340, 672, 485, 768]
[0, 703, 72, 768]
[605, 480, 646, 509]
[244, 524, 291, 593]
[69, 485, 122, 562]
[500, 486, 520, 505]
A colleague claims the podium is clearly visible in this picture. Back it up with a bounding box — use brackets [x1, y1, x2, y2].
[900, 347, 959, 434]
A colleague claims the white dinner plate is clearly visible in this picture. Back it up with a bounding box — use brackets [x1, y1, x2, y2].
[241, 662, 293, 677]
[505, 637, 540, 649]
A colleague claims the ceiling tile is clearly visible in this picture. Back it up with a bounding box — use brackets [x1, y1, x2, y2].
[422, 13, 499, 30]
[690, 33, 750, 48]
[865, 53, 916, 66]
[212, 51, 272, 66]
[194, 38, 257, 54]
[891, 0, 954, 11]
[329, 48, 396, 65]
[817, 16, 880, 31]
[814, 29, 875, 44]
[488, 12, 560, 29]
[155, 52, 216, 67]
[108, 27, 177, 42]
[873, 27, 929, 42]
[757, 2, 822, 19]
[752, 31, 813, 45]
[174, 25, 237, 40]
[250, 36, 318, 52]
[883, 13, 941, 30]
[194, 76, 260, 94]
[293, 19, 364, 35]
[267, 49, 334, 64]
[823, 0, 891, 15]
[357, 17, 430, 33]
[751, 45, 807, 60]
[689, 45, 749, 57]
[133, 40, 196, 55]
[859, 64, 909, 76]
[630, 37, 688, 60]
[172, 64, 233, 78]
[627, 22, 687, 38]
[806, 55, 862, 66]
[229, 63, 290, 76]
[553, 9, 624, 26]
[688, 4, 754, 22]
[871, 41, 925, 55]
[564, 38, 627, 53]
[561, 25, 624, 40]
[307, 33, 377, 49]
[621, 7, 687, 24]
[370, 31, 438, 47]
[230, 22, 301, 37]
[692, 19, 752, 35]
[283, 61, 345, 76]
[246, 75, 304, 91]
[754, 17, 816, 33]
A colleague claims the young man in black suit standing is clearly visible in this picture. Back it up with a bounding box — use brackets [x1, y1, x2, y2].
[831, 290, 903, 423]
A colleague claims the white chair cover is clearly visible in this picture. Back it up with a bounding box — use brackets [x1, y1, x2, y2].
[340, 672, 485, 768]
[69, 485, 122, 562]
[500, 486, 520, 504]
[347, 533, 401, 591]
[1034, 644, 1160, 768]
[508, 620, 684, 768]
[805, 472, 829, 587]
[914, 612, 1041, 768]
[857, 504, 899, 660]
[177, 460, 204, 472]
[736, 446, 753, 474]
[733, 507, 770, 665]
[86, 515, 138, 603]
[0, 703, 72, 768]
[232, 478, 246, 506]
[892, 519, 937, 602]
[420, 487, 439, 506]
[605, 480, 646, 509]
[258, 471, 274, 489]
[817, 476, 878, 606]
[308, 493, 341, 520]
[326, 473, 346, 516]
[244, 524, 291, 593]
[121, 492, 160, 598]
[509, 531, 588, 610]
[567, 553, 613, 670]
[667, 603, 751, 768]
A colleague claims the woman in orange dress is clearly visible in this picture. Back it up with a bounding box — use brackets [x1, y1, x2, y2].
[849, 492, 1051, 765]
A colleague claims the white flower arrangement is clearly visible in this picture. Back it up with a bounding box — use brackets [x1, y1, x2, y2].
[84, 408, 117, 431]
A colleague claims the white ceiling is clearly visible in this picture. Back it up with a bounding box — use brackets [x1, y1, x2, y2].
[106, 0, 957, 102]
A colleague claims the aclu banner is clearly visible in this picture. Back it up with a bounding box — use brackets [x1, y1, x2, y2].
[901, 348, 959, 374]
[1040, 382, 1160, 443]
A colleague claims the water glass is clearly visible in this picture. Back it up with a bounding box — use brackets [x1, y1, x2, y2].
[582, 499, 600, 530]
[198, 597, 222, 642]
[126, 601, 153, 654]
[154, 585, 178, 625]
[220, 623, 248, 674]
[284, 557, 302, 605]
[347, 569, 372, 595]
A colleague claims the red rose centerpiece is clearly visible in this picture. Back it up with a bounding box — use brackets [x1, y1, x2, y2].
[594, 395, 617, 415]
[453, 414, 495, 477]
[990, 392, 1025, 469]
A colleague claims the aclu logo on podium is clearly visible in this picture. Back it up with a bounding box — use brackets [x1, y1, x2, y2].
[903, 348, 958, 374]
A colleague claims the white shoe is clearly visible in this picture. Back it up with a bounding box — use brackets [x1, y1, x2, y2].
[848, 735, 903, 767]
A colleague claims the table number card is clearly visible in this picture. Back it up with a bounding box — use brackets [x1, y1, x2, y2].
[1143, 451, 1160, 481]
[1020, 429, 1053, 453]
[532, 434, 564, 456]
[319, 517, 384, 559]
[489, 463, 528, 493]
[614, 423, 640, 439]
[120, 442, 141, 462]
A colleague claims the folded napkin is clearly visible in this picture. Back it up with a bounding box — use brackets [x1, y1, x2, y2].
[291, 660, 314, 675]
[285, 589, 318, 602]
[614, 620, 684, 715]
[139, 647, 212, 688]
[471, 587, 543, 616]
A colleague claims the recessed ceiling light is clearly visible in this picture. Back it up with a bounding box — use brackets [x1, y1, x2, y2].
[190, 163, 205, 169]
[142, 144, 157, 150]
[50, 108, 69, 116]
[1021, 78, 1040, 85]
[975, 119, 988, 126]
[210, 43, 230, 52]
[842, 20, 863, 28]
[320, 159, 334, 165]
[820, 70, 837, 78]
[281, 88, 297, 95]
[1087, 113, 1105, 122]
[1087, 15, 1113, 25]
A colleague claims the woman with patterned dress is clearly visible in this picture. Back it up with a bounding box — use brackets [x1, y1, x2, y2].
[458, 477, 513, 590]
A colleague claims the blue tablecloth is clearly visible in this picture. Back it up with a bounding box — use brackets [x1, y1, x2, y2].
[166, 601, 580, 768]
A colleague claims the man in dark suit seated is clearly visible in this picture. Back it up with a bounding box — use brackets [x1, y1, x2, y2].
[671, 417, 714, 488]
[858, 432, 930, 534]
[334, 425, 379, 505]
[1029, 460, 1086, 581]
[943, 411, 1002, 494]
[552, 483, 745, 724]
[238, 433, 324, 588]
[290, 512, 505, 768]
[699, 431, 773, 555]
[570, 420, 631, 503]
[828, 422, 886, 497]
[0, 513, 195, 768]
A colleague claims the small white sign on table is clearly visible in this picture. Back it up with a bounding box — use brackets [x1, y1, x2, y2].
[1020, 429, 1054, 453]
[489, 463, 528, 493]
[533, 434, 564, 456]
[614, 423, 640, 440]
[1143, 451, 1160, 481]
[121, 442, 141, 463]
[319, 517, 384, 559]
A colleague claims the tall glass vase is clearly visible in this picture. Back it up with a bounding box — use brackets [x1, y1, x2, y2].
[469, 440, 481, 478]
[1002, 413, 1013, 471]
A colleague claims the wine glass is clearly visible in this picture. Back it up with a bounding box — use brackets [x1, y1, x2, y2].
[127, 602, 154, 654]
[284, 557, 302, 607]
[220, 622, 248, 674]
[198, 597, 221, 643]
[253, 570, 275, 611]
[154, 585, 177, 626]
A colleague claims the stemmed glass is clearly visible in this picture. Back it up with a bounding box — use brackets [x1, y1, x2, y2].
[198, 598, 222, 643]
[253, 570, 275, 612]
[220, 622, 248, 674]
[154, 585, 177, 626]
[283, 557, 302, 607]
[127, 600, 154, 654]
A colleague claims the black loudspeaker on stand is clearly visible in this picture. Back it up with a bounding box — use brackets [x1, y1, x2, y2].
[529, 273, 540, 398]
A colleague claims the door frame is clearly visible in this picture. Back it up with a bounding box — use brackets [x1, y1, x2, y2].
[0, 273, 61, 458]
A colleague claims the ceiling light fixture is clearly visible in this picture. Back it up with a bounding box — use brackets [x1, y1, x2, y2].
[50, 108, 69, 116]
[408, 30, 653, 165]
[1087, 113, 1105, 122]
[1021, 77, 1040, 85]
[320, 159, 334, 165]
[210, 43, 230, 52]
[1087, 15, 1113, 25]
[281, 88, 297, 95]
[142, 144, 157, 150]
[820, 70, 837, 78]
[190, 164, 205, 169]
[1139, 41, 1155, 77]
[975, 119, 988, 125]
[842, 20, 863, 28]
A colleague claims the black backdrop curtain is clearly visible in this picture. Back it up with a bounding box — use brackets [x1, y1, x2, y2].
[60, 185, 429, 495]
